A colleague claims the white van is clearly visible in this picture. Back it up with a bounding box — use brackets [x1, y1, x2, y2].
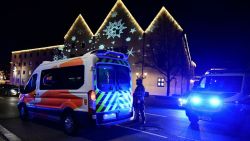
[18, 50, 133, 134]
[184, 68, 250, 126]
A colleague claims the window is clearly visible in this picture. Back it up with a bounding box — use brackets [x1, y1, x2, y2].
[29, 70, 32, 75]
[23, 62, 26, 66]
[24, 54, 27, 58]
[30, 53, 33, 58]
[14, 55, 16, 59]
[18, 62, 21, 66]
[24, 74, 37, 93]
[29, 61, 32, 66]
[23, 71, 25, 75]
[17, 70, 20, 75]
[157, 77, 165, 87]
[19, 54, 22, 58]
[97, 64, 130, 92]
[198, 76, 243, 93]
[40, 65, 84, 90]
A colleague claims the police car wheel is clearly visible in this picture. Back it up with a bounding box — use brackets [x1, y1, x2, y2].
[19, 105, 28, 121]
[188, 114, 199, 125]
[63, 113, 77, 135]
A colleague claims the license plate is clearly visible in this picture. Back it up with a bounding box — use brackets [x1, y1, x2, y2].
[103, 113, 116, 120]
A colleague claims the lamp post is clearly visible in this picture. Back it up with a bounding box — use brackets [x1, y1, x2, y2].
[141, 32, 145, 78]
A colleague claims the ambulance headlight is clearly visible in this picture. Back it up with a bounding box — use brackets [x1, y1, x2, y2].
[209, 97, 221, 107]
[190, 96, 201, 105]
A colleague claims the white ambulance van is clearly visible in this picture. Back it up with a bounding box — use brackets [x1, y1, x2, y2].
[18, 50, 133, 134]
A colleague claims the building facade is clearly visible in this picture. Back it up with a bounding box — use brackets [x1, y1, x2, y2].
[10, 0, 195, 96]
[10, 45, 63, 86]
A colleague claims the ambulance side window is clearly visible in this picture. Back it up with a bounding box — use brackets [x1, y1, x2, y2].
[40, 65, 84, 90]
[24, 74, 37, 93]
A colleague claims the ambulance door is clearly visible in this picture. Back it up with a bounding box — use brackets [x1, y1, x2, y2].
[23, 74, 38, 112]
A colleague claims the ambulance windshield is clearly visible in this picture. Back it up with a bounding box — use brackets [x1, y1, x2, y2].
[197, 76, 243, 93]
[97, 64, 130, 92]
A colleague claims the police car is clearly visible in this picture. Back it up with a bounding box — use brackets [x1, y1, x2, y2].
[184, 68, 250, 125]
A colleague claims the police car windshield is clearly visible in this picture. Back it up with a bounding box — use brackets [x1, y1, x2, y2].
[97, 64, 130, 92]
[197, 76, 243, 93]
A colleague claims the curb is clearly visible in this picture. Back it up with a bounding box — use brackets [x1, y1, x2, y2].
[0, 125, 21, 141]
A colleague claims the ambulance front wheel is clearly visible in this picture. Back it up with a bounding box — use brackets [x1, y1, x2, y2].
[62, 112, 78, 135]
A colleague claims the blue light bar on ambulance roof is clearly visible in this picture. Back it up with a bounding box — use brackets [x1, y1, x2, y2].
[91, 50, 128, 60]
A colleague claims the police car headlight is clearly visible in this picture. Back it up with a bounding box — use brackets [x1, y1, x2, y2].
[209, 97, 221, 107]
[190, 96, 201, 105]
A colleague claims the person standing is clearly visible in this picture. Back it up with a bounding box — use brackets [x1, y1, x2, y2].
[133, 78, 146, 124]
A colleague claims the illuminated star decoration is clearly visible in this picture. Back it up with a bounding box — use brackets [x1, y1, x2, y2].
[126, 37, 131, 42]
[130, 28, 136, 34]
[103, 19, 127, 39]
[138, 36, 142, 40]
[111, 41, 115, 45]
[99, 44, 105, 50]
[53, 55, 58, 61]
[127, 47, 135, 57]
[71, 36, 76, 41]
[111, 11, 118, 18]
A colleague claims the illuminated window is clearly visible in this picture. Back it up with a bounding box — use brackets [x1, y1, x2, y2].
[29, 70, 32, 75]
[157, 77, 165, 87]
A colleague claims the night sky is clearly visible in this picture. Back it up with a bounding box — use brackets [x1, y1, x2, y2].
[1, 0, 249, 75]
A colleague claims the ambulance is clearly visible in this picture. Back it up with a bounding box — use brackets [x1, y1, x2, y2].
[17, 50, 133, 134]
[184, 68, 250, 126]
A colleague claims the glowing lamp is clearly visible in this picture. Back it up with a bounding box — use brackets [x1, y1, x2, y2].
[209, 97, 221, 107]
[191, 96, 201, 105]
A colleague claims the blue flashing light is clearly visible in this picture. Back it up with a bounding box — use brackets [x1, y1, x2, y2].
[191, 96, 201, 105]
[209, 97, 221, 107]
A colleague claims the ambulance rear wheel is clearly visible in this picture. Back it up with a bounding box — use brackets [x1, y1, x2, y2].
[19, 105, 28, 121]
[63, 113, 77, 135]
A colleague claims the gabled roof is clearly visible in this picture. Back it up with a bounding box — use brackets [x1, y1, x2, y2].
[145, 6, 183, 33]
[64, 14, 94, 39]
[94, 0, 144, 35]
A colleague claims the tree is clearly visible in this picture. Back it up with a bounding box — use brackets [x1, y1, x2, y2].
[145, 14, 190, 96]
